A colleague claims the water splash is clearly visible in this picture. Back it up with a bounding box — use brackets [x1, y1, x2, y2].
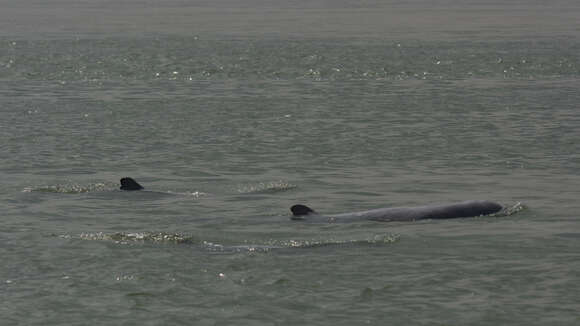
[166, 190, 207, 198]
[61, 231, 400, 252]
[205, 234, 401, 253]
[22, 182, 116, 194]
[492, 202, 526, 217]
[22, 182, 206, 197]
[263, 234, 401, 249]
[74, 232, 196, 244]
[235, 180, 297, 194]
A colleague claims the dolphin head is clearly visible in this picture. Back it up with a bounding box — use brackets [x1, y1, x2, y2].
[120, 177, 144, 191]
[290, 204, 317, 220]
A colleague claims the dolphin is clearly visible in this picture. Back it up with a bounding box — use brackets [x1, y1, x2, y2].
[120, 177, 144, 191]
[290, 200, 503, 223]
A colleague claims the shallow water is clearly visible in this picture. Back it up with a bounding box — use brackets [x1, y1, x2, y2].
[1, 0, 580, 325]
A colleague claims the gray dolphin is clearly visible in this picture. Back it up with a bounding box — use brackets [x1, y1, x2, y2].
[290, 200, 503, 223]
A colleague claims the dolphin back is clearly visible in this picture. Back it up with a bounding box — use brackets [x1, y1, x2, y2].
[292, 200, 504, 223]
[349, 200, 503, 222]
[423, 200, 503, 219]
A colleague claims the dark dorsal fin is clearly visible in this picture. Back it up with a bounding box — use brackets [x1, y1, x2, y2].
[291, 204, 316, 216]
[120, 177, 144, 191]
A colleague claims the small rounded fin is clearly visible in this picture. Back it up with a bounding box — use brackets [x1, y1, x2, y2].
[120, 177, 144, 191]
[291, 204, 316, 216]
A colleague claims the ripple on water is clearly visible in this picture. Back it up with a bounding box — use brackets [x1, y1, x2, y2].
[59, 231, 400, 252]
[22, 182, 117, 194]
[235, 180, 297, 194]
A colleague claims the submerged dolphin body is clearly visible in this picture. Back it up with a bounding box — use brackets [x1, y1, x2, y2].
[290, 200, 503, 223]
[120, 177, 144, 191]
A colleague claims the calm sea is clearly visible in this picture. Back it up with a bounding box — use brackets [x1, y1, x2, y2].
[1, 0, 579, 325]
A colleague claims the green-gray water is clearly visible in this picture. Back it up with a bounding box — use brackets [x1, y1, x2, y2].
[1, 1, 580, 325]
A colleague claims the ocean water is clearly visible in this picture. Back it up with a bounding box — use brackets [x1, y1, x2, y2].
[1, 0, 580, 325]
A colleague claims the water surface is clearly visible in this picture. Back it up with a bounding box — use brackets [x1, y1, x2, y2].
[1, 0, 580, 325]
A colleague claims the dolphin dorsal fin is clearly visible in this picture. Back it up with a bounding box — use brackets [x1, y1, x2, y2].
[291, 204, 316, 216]
[120, 177, 144, 191]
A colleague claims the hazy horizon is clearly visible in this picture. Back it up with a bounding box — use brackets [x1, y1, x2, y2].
[1, 0, 579, 40]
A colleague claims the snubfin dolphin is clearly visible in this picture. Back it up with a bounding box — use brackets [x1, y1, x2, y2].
[290, 200, 503, 223]
[120, 177, 144, 191]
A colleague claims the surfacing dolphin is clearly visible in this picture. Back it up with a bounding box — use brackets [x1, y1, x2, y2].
[290, 200, 503, 223]
[120, 177, 144, 191]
